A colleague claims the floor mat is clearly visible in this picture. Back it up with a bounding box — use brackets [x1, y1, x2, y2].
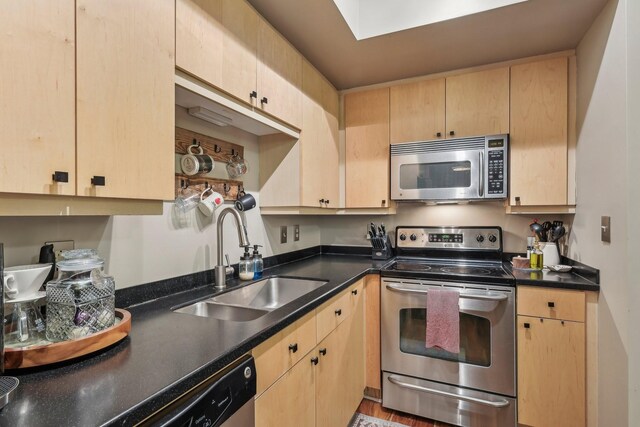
[350, 412, 411, 427]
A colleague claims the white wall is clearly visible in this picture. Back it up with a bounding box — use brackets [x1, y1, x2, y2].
[626, 0, 640, 422]
[320, 202, 571, 254]
[0, 107, 321, 288]
[569, 0, 630, 425]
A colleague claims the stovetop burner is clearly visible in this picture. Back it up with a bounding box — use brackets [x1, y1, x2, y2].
[384, 257, 514, 285]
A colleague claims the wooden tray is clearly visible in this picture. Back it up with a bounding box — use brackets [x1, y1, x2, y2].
[4, 308, 131, 369]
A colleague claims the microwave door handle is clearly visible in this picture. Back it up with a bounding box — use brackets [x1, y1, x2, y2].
[479, 151, 484, 197]
[385, 284, 507, 301]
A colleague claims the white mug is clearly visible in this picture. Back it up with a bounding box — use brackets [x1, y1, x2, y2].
[181, 144, 215, 176]
[198, 188, 224, 217]
[3, 263, 52, 300]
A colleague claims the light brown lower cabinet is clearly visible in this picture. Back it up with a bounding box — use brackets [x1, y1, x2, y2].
[255, 280, 364, 427]
[517, 286, 586, 427]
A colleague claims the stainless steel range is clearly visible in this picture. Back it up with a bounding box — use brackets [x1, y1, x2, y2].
[381, 226, 516, 427]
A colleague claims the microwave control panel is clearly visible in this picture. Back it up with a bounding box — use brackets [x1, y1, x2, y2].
[486, 137, 508, 198]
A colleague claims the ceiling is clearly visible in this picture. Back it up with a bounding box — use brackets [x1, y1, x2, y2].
[247, 0, 608, 90]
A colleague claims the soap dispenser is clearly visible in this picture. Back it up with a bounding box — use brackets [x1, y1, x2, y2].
[238, 246, 254, 281]
[252, 245, 264, 279]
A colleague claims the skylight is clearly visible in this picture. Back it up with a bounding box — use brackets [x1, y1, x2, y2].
[333, 0, 529, 40]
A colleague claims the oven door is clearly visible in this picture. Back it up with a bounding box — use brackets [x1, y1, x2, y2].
[381, 278, 515, 397]
[390, 149, 484, 201]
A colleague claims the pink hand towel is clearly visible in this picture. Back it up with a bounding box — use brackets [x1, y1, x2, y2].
[425, 288, 460, 354]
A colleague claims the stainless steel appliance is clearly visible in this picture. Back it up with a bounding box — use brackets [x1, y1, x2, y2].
[381, 226, 516, 427]
[140, 354, 256, 426]
[390, 134, 508, 202]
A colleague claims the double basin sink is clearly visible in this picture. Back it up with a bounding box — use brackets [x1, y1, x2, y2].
[174, 277, 327, 322]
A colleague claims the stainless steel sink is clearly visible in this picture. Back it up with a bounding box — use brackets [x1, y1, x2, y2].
[211, 277, 327, 310]
[173, 277, 327, 321]
[174, 302, 269, 321]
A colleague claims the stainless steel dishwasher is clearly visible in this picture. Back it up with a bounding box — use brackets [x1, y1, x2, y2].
[139, 354, 256, 427]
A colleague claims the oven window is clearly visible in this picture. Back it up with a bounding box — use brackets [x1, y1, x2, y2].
[398, 308, 491, 367]
[399, 162, 472, 190]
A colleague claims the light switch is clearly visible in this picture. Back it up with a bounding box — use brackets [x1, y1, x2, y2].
[294, 225, 300, 241]
[280, 226, 288, 244]
[601, 216, 611, 243]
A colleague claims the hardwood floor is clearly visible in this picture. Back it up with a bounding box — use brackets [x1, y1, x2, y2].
[356, 399, 455, 427]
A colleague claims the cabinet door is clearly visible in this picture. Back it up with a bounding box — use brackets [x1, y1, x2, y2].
[176, 0, 223, 88]
[76, 0, 175, 200]
[390, 79, 446, 143]
[257, 19, 302, 128]
[517, 315, 585, 427]
[0, 1, 76, 196]
[345, 88, 390, 208]
[300, 61, 339, 207]
[221, 0, 258, 104]
[510, 57, 568, 206]
[315, 329, 345, 427]
[343, 281, 366, 418]
[445, 67, 509, 138]
[255, 354, 315, 427]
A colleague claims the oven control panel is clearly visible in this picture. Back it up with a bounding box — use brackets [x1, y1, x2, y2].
[396, 226, 502, 250]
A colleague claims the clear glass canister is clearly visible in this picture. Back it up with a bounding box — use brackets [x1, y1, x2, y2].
[46, 249, 116, 342]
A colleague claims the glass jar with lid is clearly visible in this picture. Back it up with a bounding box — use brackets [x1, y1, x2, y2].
[45, 249, 116, 342]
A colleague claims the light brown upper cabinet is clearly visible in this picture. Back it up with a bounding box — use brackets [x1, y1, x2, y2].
[300, 61, 339, 207]
[177, 0, 302, 129]
[345, 88, 391, 208]
[445, 67, 510, 138]
[0, 1, 76, 196]
[76, 0, 175, 200]
[390, 79, 446, 144]
[510, 57, 569, 207]
[176, 0, 224, 89]
[257, 20, 303, 129]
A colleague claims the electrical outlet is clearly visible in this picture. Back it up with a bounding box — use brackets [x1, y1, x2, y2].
[280, 226, 288, 244]
[45, 240, 75, 259]
[294, 225, 300, 241]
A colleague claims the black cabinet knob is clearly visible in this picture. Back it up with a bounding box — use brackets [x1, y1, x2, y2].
[515, 196, 521, 203]
[250, 91, 257, 99]
[319, 348, 327, 356]
[524, 323, 530, 329]
[91, 176, 106, 186]
[319, 198, 325, 204]
[288, 343, 298, 353]
[351, 289, 358, 295]
[325, 200, 329, 205]
[449, 130, 455, 136]
[548, 302, 555, 308]
[335, 309, 342, 316]
[436, 132, 442, 137]
[261, 97, 268, 105]
[311, 357, 319, 365]
[52, 171, 69, 183]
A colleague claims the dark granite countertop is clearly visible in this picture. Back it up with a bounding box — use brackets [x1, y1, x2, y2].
[504, 259, 600, 292]
[0, 254, 388, 426]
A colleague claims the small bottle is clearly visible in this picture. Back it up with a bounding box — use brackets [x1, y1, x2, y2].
[526, 237, 534, 259]
[252, 244, 264, 279]
[530, 241, 544, 270]
[238, 246, 254, 280]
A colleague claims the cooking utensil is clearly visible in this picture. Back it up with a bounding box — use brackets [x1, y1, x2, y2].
[377, 226, 383, 238]
[541, 221, 553, 241]
[552, 220, 563, 228]
[529, 222, 546, 242]
[381, 223, 386, 236]
[551, 225, 566, 242]
[370, 223, 377, 239]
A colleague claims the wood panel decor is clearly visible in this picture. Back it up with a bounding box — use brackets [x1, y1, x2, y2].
[4, 309, 131, 369]
[175, 127, 245, 201]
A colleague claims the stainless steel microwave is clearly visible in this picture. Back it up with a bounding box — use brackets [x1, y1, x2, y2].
[390, 134, 508, 202]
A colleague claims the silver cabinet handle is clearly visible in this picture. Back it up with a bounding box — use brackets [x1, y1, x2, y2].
[385, 284, 507, 301]
[479, 151, 484, 197]
[387, 375, 510, 408]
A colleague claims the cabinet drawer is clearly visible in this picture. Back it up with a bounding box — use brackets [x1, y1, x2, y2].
[316, 289, 351, 343]
[348, 279, 364, 311]
[517, 286, 585, 322]
[253, 310, 316, 395]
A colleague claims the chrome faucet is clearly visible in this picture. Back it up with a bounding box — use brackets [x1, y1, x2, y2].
[215, 207, 250, 289]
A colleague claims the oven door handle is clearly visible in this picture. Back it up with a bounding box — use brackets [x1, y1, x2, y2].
[385, 284, 508, 301]
[387, 375, 510, 408]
